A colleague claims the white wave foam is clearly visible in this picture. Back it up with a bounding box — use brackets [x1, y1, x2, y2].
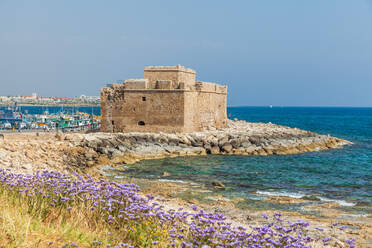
[256, 190, 305, 199]
[206, 196, 231, 202]
[339, 141, 352, 146]
[246, 195, 266, 201]
[347, 214, 371, 218]
[256, 191, 356, 207]
[318, 197, 356, 207]
[158, 179, 187, 184]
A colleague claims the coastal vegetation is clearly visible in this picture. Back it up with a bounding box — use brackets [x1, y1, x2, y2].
[0, 169, 355, 247]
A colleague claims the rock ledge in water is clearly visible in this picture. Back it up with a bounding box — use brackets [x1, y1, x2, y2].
[64, 119, 352, 167]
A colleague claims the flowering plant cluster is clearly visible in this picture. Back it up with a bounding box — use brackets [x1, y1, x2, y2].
[0, 169, 355, 248]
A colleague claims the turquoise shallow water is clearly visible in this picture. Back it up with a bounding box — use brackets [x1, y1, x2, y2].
[112, 107, 372, 215]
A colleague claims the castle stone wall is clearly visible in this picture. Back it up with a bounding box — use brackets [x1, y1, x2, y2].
[101, 65, 227, 133]
[144, 65, 196, 89]
[183, 89, 227, 132]
[124, 79, 149, 89]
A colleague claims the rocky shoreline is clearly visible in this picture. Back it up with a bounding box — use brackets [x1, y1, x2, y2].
[64, 119, 351, 167]
[117, 177, 371, 248]
[1, 120, 371, 246]
[0, 119, 351, 174]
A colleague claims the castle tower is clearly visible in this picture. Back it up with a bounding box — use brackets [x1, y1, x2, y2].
[100, 65, 227, 133]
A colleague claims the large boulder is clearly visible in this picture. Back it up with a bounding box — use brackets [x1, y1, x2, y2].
[210, 146, 220, 154]
[218, 137, 229, 147]
[221, 143, 233, 153]
[241, 141, 252, 148]
[229, 139, 241, 148]
[178, 135, 191, 145]
[203, 143, 212, 153]
[249, 137, 260, 145]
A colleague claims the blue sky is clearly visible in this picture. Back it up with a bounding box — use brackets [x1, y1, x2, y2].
[1, 0, 371, 106]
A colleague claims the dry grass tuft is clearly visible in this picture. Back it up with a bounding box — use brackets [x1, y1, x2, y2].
[0, 193, 111, 248]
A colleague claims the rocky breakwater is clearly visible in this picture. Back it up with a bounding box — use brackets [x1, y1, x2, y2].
[64, 119, 351, 167]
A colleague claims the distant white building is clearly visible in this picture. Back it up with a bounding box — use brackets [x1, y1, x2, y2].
[0, 96, 10, 102]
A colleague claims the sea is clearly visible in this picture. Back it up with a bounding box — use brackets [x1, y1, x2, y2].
[2, 106, 371, 216]
[110, 107, 372, 216]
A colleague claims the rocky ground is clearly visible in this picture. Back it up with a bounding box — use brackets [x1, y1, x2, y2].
[127, 178, 372, 247]
[0, 132, 70, 174]
[63, 119, 351, 168]
[1, 120, 370, 247]
[0, 120, 350, 173]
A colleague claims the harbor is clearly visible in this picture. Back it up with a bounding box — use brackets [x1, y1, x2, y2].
[0, 104, 100, 132]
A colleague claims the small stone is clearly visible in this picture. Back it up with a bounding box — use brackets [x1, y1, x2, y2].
[162, 171, 171, 177]
[21, 163, 33, 171]
[55, 133, 64, 141]
[212, 181, 225, 189]
[86, 161, 95, 167]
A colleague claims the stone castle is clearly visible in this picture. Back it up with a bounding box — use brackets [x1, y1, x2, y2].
[100, 65, 227, 133]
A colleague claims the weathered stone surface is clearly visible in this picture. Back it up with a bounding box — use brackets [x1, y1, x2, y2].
[101, 65, 228, 133]
[230, 139, 241, 148]
[222, 143, 233, 153]
[210, 146, 220, 154]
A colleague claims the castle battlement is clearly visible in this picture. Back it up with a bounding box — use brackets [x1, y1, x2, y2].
[144, 65, 196, 74]
[195, 81, 228, 94]
[100, 65, 227, 133]
[124, 79, 149, 90]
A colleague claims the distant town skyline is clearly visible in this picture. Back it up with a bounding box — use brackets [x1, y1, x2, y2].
[0, 93, 100, 106]
[1, 0, 372, 107]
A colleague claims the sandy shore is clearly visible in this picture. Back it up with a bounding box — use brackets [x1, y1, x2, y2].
[0, 121, 370, 246]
